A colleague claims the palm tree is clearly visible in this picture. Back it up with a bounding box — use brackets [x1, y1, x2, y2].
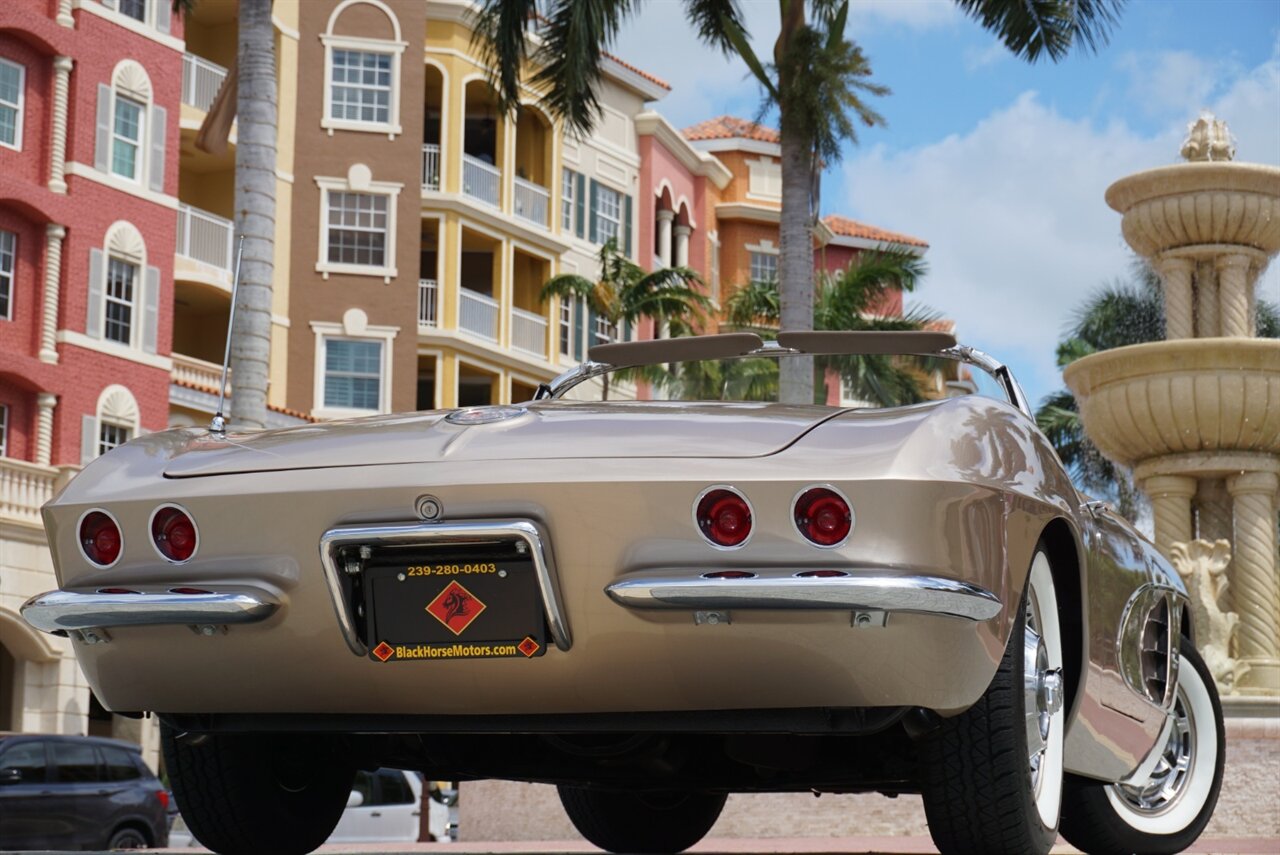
[475, 0, 1125, 406]
[540, 239, 711, 399]
[177, 0, 277, 430]
[721, 245, 937, 405]
[1041, 265, 1280, 519]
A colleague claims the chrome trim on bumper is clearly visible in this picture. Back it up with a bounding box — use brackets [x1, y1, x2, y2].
[21, 589, 279, 633]
[605, 570, 1002, 621]
[318, 519, 572, 657]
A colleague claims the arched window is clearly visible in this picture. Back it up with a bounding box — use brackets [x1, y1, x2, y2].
[86, 222, 159, 353]
[82, 385, 141, 463]
[95, 60, 166, 192]
[321, 0, 407, 138]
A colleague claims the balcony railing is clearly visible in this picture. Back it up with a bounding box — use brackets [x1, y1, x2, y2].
[176, 204, 234, 273]
[511, 307, 548, 359]
[172, 353, 227, 392]
[422, 144, 441, 191]
[418, 279, 438, 327]
[459, 288, 498, 341]
[0, 458, 57, 527]
[513, 176, 550, 228]
[462, 154, 501, 207]
[182, 52, 229, 113]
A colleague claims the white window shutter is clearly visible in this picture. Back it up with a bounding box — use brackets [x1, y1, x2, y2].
[148, 104, 166, 192]
[81, 414, 98, 465]
[95, 84, 112, 173]
[143, 265, 159, 353]
[86, 248, 104, 339]
[155, 0, 171, 34]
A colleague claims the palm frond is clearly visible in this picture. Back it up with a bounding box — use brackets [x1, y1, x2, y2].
[724, 279, 781, 328]
[953, 0, 1125, 64]
[472, 0, 540, 117]
[538, 273, 596, 304]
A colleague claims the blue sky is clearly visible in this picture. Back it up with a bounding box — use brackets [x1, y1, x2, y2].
[613, 0, 1280, 407]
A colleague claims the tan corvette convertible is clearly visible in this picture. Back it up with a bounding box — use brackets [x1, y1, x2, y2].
[23, 331, 1223, 855]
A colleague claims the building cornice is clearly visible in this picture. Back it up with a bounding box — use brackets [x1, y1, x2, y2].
[422, 193, 575, 256]
[714, 202, 781, 224]
[635, 112, 732, 190]
[691, 137, 782, 158]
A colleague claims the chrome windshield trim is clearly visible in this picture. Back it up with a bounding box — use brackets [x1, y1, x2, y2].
[605, 570, 1002, 621]
[21, 589, 279, 633]
[319, 519, 572, 656]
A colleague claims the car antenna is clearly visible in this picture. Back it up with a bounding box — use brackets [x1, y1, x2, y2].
[209, 234, 245, 436]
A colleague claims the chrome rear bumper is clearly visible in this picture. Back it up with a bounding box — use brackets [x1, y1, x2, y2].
[605, 570, 1002, 621]
[22, 589, 280, 634]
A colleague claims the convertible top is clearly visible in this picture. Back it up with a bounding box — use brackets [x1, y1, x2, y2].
[587, 330, 960, 368]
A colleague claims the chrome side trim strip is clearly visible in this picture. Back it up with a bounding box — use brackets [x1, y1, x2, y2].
[318, 520, 572, 657]
[21, 589, 279, 633]
[605, 571, 1002, 621]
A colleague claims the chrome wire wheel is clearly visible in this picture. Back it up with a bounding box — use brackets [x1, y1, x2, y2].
[1103, 656, 1218, 834]
[1024, 553, 1065, 828]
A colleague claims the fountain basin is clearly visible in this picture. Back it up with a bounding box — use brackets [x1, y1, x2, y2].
[1063, 338, 1280, 467]
[1105, 163, 1280, 257]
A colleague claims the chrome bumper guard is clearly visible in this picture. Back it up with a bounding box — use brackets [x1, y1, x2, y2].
[605, 570, 1002, 621]
[319, 519, 571, 657]
[21, 589, 280, 634]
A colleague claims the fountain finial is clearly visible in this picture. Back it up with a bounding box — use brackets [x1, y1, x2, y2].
[1180, 112, 1236, 162]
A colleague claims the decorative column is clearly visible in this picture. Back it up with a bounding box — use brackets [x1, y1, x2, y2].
[35, 394, 57, 467]
[1216, 253, 1253, 337]
[673, 224, 691, 268]
[1146, 474, 1197, 558]
[1195, 258, 1219, 337]
[56, 0, 73, 27]
[1155, 255, 1195, 339]
[48, 56, 73, 194]
[1226, 471, 1280, 693]
[40, 224, 66, 364]
[656, 209, 674, 267]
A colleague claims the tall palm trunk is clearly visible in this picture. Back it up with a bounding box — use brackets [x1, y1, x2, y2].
[776, 0, 814, 404]
[229, 0, 277, 430]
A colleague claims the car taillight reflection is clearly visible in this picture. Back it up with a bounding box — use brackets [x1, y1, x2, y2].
[152, 506, 198, 563]
[79, 511, 122, 567]
[695, 488, 753, 548]
[794, 487, 853, 547]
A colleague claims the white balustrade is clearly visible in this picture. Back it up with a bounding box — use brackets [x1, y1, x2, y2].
[171, 353, 228, 392]
[462, 154, 501, 207]
[513, 176, 550, 228]
[182, 52, 229, 113]
[422, 144, 441, 191]
[459, 288, 499, 341]
[511, 307, 549, 358]
[0, 458, 57, 527]
[419, 279, 438, 327]
[176, 204, 234, 273]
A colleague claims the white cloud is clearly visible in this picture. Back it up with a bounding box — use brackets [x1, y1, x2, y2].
[849, 0, 961, 30]
[963, 40, 1009, 72]
[1117, 50, 1227, 119]
[839, 46, 1280, 406]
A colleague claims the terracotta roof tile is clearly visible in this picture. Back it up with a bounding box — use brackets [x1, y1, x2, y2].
[603, 52, 671, 91]
[823, 214, 929, 249]
[682, 115, 781, 144]
[172, 378, 317, 423]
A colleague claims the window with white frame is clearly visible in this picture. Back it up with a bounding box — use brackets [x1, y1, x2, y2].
[747, 157, 782, 200]
[0, 229, 14, 320]
[595, 184, 621, 246]
[98, 420, 132, 456]
[103, 256, 138, 345]
[110, 95, 144, 181]
[559, 299, 572, 356]
[118, 0, 148, 23]
[561, 169, 576, 232]
[593, 313, 614, 346]
[323, 338, 383, 411]
[0, 59, 23, 150]
[329, 49, 392, 125]
[709, 231, 721, 303]
[0, 404, 8, 457]
[327, 192, 388, 267]
[749, 250, 777, 283]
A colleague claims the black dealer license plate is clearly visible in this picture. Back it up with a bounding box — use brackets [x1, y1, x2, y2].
[363, 556, 547, 662]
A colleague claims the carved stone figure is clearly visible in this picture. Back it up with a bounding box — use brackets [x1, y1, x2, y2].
[1179, 114, 1236, 162]
[1170, 539, 1248, 693]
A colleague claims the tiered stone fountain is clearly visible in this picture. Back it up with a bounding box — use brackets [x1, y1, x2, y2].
[1065, 116, 1280, 697]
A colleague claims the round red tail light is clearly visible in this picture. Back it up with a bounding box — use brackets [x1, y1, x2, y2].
[79, 511, 122, 567]
[152, 506, 198, 563]
[794, 487, 853, 547]
[695, 488, 753, 548]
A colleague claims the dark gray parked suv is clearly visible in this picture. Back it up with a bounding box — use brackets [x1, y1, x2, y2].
[0, 733, 169, 850]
